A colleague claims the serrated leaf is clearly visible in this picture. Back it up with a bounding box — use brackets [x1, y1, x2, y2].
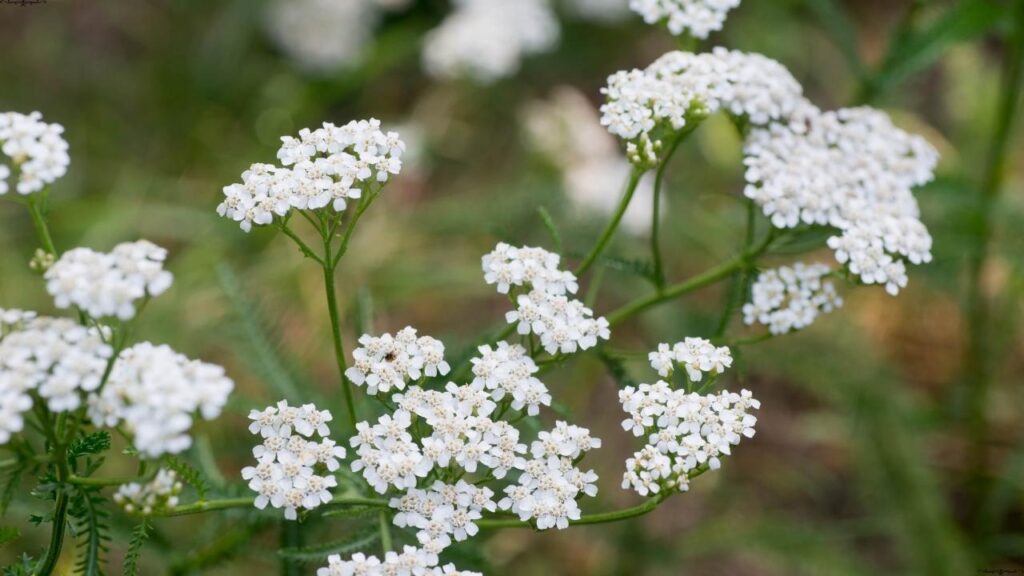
[2, 553, 35, 576]
[277, 530, 381, 562]
[162, 455, 209, 501]
[320, 506, 383, 520]
[68, 486, 111, 576]
[121, 519, 151, 576]
[596, 349, 637, 389]
[67, 432, 111, 463]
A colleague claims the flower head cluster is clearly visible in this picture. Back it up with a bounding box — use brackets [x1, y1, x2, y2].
[390, 480, 497, 552]
[630, 0, 741, 38]
[345, 327, 451, 395]
[89, 342, 233, 458]
[647, 337, 732, 382]
[266, 0, 377, 72]
[470, 342, 551, 416]
[620, 378, 759, 496]
[523, 87, 657, 236]
[498, 421, 601, 530]
[0, 308, 37, 336]
[243, 401, 345, 520]
[0, 318, 112, 436]
[0, 111, 70, 195]
[114, 469, 182, 515]
[423, 0, 559, 84]
[743, 262, 842, 334]
[601, 48, 804, 165]
[317, 546, 480, 576]
[485, 243, 609, 355]
[743, 107, 938, 294]
[218, 119, 404, 231]
[45, 240, 173, 320]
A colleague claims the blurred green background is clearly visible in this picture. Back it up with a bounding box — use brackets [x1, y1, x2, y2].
[2, 0, 1023, 574]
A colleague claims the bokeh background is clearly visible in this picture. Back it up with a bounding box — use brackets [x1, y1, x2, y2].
[2, 0, 1023, 574]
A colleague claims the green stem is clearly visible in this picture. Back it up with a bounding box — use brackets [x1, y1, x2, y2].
[68, 474, 147, 487]
[379, 511, 393, 554]
[713, 202, 758, 337]
[26, 194, 57, 256]
[576, 169, 644, 277]
[33, 442, 69, 576]
[965, 2, 1024, 523]
[154, 495, 388, 518]
[279, 222, 325, 266]
[332, 190, 379, 268]
[650, 133, 688, 288]
[280, 520, 302, 576]
[323, 262, 357, 435]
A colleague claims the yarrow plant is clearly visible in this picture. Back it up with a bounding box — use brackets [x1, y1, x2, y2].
[1, 2, 946, 574]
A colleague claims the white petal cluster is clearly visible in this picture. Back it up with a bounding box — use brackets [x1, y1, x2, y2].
[483, 243, 577, 296]
[0, 308, 37, 336]
[113, 469, 182, 515]
[243, 401, 344, 520]
[742, 262, 842, 334]
[0, 318, 112, 431]
[218, 119, 404, 232]
[601, 48, 804, 166]
[498, 421, 601, 530]
[620, 382, 759, 496]
[647, 338, 732, 381]
[629, 0, 741, 38]
[470, 343, 551, 416]
[0, 111, 70, 195]
[423, 0, 559, 84]
[345, 327, 451, 395]
[317, 546, 481, 576]
[743, 107, 938, 294]
[89, 343, 233, 458]
[45, 240, 173, 320]
[390, 480, 497, 552]
[523, 87, 658, 236]
[266, 0, 378, 72]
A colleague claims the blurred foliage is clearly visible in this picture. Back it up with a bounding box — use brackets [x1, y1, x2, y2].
[2, 0, 1023, 574]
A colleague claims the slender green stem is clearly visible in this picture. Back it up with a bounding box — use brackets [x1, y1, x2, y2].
[650, 133, 688, 288]
[323, 262, 357, 435]
[33, 441, 69, 576]
[575, 169, 644, 277]
[713, 202, 758, 338]
[476, 494, 670, 530]
[965, 2, 1024, 522]
[279, 222, 325, 266]
[379, 511, 393, 554]
[26, 194, 57, 256]
[332, 190, 379, 268]
[68, 474, 148, 487]
[153, 495, 388, 518]
[280, 520, 302, 576]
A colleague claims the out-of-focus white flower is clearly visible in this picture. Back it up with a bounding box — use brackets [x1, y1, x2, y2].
[243, 401, 344, 520]
[630, 0, 741, 38]
[0, 111, 70, 195]
[523, 87, 658, 236]
[620, 376, 759, 495]
[601, 48, 804, 166]
[88, 342, 233, 458]
[742, 262, 842, 334]
[346, 327, 451, 396]
[114, 469, 183, 515]
[0, 318, 111, 428]
[647, 338, 732, 381]
[0, 308, 37, 336]
[218, 119, 404, 232]
[317, 546, 481, 576]
[266, 0, 378, 72]
[744, 107, 938, 295]
[45, 240, 173, 320]
[423, 0, 560, 84]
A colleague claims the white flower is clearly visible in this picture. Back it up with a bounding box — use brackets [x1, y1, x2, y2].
[218, 119, 404, 232]
[114, 469, 183, 515]
[423, 0, 559, 84]
[629, 0, 741, 38]
[266, 0, 378, 72]
[45, 240, 173, 320]
[0, 317, 111, 430]
[0, 111, 70, 195]
[243, 401, 343, 520]
[742, 262, 843, 334]
[317, 545, 477, 576]
[470, 342, 550, 415]
[89, 342, 233, 458]
[505, 290, 609, 355]
[482, 242, 577, 296]
[744, 107, 937, 294]
[647, 338, 732, 382]
[601, 48, 804, 166]
[346, 327, 450, 395]
[0, 308, 37, 336]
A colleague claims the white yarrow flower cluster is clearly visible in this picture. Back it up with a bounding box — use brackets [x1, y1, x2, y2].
[0, 318, 112, 433]
[113, 469, 183, 515]
[498, 421, 601, 530]
[470, 342, 551, 416]
[483, 243, 609, 355]
[218, 119, 404, 232]
[0, 308, 37, 336]
[742, 262, 842, 334]
[390, 480, 497, 552]
[346, 327, 451, 395]
[88, 342, 233, 458]
[647, 337, 732, 382]
[630, 0, 741, 39]
[744, 107, 938, 294]
[0, 111, 70, 195]
[423, 0, 560, 84]
[243, 401, 345, 520]
[45, 240, 174, 320]
[266, 0, 378, 73]
[317, 546, 481, 576]
[601, 48, 804, 165]
[620, 378, 759, 496]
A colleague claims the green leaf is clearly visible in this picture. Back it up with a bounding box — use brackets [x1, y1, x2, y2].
[536, 206, 563, 255]
[162, 455, 209, 501]
[320, 506, 384, 520]
[0, 463, 25, 517]
[68, 486, 111, 576]
[121, 519, 152, 576]
[277, 530, 381, 563]
[0, 527, 18, 546]
[596, 349, 638, 390]
[598, 256, 659, 286]
[2, 553, 35, 576]
[67, 432, 112, 463]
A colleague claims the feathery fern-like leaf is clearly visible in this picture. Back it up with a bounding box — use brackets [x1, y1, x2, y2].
[121, 518, 152, 576]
